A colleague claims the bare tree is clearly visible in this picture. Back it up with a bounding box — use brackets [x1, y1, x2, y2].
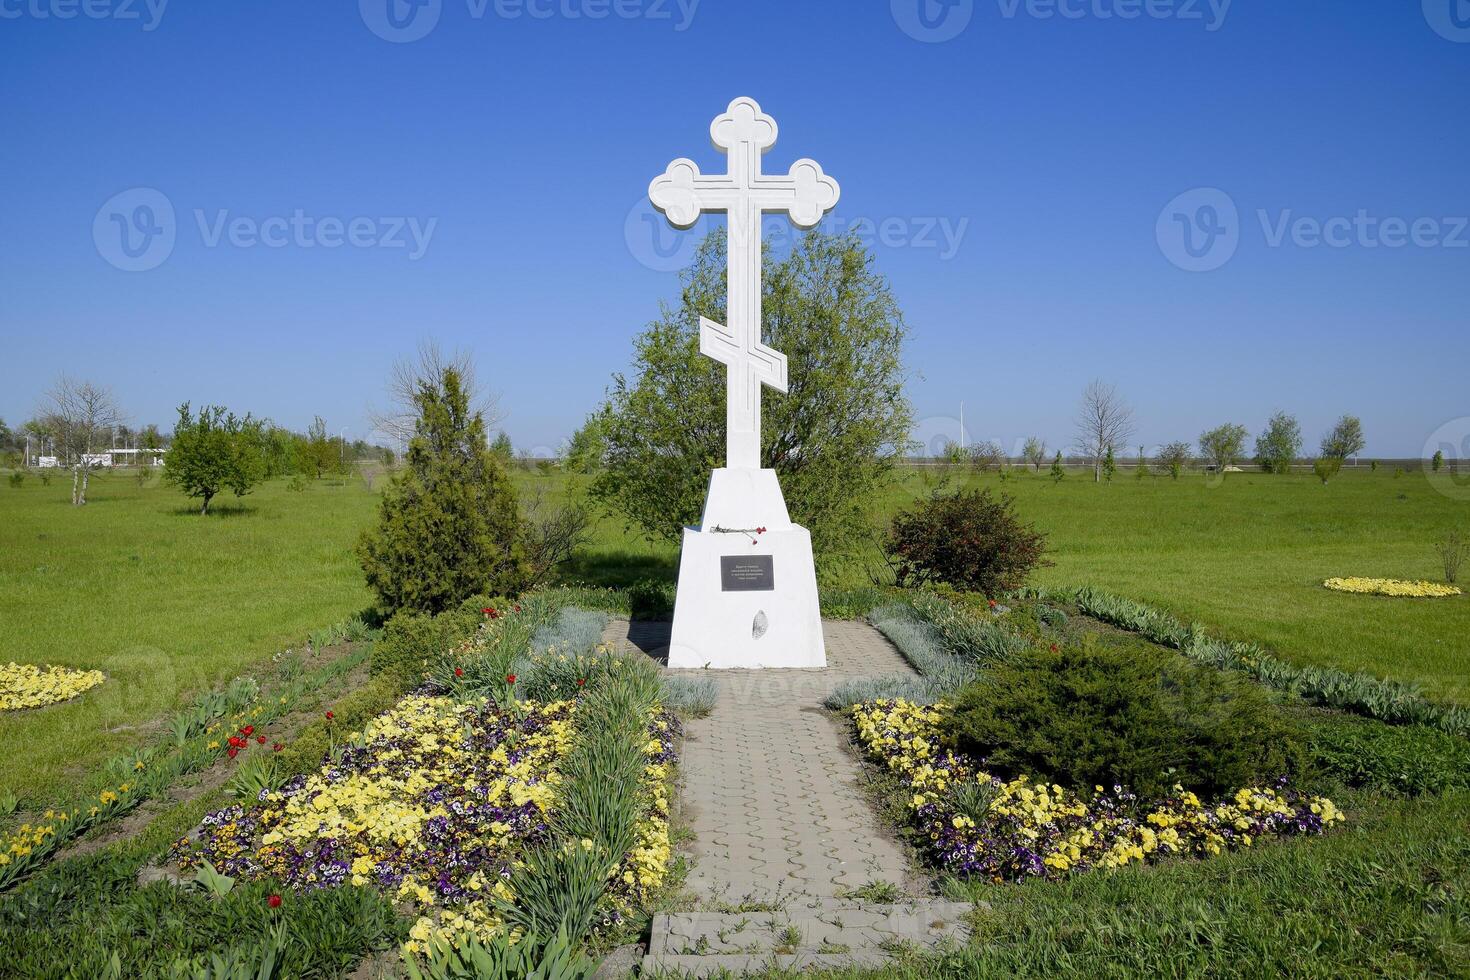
[519, 484, 591, 589]
[367, 340, 502, 450]
[968, 440, 1005, 473]
[38, 376, 125, 506]
[1074, 380, 1135, 483]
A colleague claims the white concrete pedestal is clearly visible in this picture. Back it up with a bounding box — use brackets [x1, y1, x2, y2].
[667, 468, 826, 670]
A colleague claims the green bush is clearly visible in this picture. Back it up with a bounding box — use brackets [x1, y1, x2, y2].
[627, 578, 676, 619]
[357, 367, 527, 616]
[950, 642, 1309, 800]
[1308, 715, 1470, 796]
[371, 599, 489, 690]
[883, 487, 1049, 594]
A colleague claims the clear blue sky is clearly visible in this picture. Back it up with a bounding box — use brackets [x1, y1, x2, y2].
[2, 0, 1466, 457]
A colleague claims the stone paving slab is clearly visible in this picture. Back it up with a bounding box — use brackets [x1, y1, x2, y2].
[602, 618, 918, 906]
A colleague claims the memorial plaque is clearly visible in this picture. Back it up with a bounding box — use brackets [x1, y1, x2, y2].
[720, 555, 775, 592]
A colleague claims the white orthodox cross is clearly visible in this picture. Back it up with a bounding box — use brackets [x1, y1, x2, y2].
[649, 97, 840, 470]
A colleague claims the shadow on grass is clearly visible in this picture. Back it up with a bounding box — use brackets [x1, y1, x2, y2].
[165, 503, 261, 518]
[559, 547, 677, 590]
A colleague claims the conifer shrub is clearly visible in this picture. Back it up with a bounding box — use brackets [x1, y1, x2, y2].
[358, 368, 527, 615]
[950, 641, 1308, 800]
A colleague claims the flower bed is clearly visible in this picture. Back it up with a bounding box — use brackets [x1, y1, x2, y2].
[175, 691, 677, 956]
[852, 699, 1342, 882]
[0, 662, 104, 711]
[1324, 577, 1461, 598]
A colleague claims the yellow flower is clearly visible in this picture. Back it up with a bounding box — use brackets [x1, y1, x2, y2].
[1324, 577, 1461, 598]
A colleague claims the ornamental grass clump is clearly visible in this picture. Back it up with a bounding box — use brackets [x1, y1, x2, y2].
[950, 642, 1308, 801]
[853, 699, 1341, 882]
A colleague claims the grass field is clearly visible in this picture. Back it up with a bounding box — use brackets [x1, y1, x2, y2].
[0, 471, 378, 803]
[2, 463, 1466, 804]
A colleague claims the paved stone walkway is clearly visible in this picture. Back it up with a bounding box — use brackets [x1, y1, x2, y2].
[602, 619, 918, 907]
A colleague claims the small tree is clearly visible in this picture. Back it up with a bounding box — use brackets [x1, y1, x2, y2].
[940, 439, 968, 470]
[1101, 445, 1117, 482]
[1436, 530, 1467, 584]
[1320, 415, 1365, 460]
[968, 440, 1004, 473]
[357, 366, 527, 615]
[563, 414, 606, 474]
[1432, 450, 1444, 473]
[1134, 445, 1148, 480]
[164, 403, 266, 515]
[1022, 436, 1047, 472]
[1157, 441, 1193, 480]
[491, 431, 514, 461]
[883, 487, 1049, 594]
[1312, 456, 1342, 485]
[1199, 423, 1248, 473]
[1049, 451, 1065, 484]
[1254, 411, 1302, 474]
[37, 376, 125, 506]
[1075, 381, 1134, 483]
[296, 417, 343, 480]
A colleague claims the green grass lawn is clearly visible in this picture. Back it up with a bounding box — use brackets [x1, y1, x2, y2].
[0, 472, 378, 804]
[914, 467, 1469, 701]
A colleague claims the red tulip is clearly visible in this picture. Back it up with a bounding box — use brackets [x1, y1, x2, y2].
[227, 747, 238, 759]
[576, 678, 586, 687]
[513, 603, 522, 613]
[268, 894, 282, 908]
[272, 743, 283, 752]
[481, 607, 494, 616]
[505, 674, 517, 685]
[454, 667, 464, 677]
[241, 725, 254, 736]
[325, 711, 334, 721]
[256, 736, 266, 744]
[1050, 644, 1059, 653]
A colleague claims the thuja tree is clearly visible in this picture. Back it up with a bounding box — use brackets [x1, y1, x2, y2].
[593, 231, 913, 567]
[358, 367, 526, 615]
[164, 403, 265, 514]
